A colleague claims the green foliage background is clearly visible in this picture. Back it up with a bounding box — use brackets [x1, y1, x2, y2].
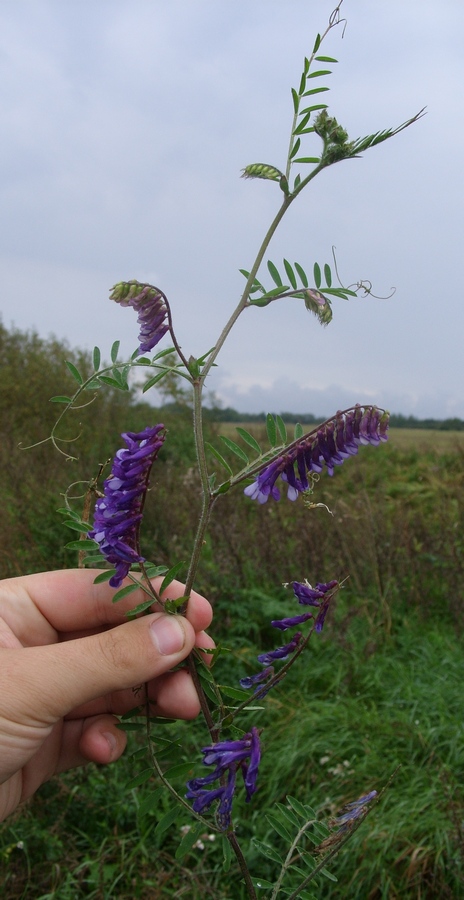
[1, 323, 463, 898]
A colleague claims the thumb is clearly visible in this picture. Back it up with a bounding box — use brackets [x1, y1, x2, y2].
[8, 613, 194, 725]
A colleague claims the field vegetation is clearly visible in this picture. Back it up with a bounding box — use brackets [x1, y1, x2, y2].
[1, 324, 463, 898]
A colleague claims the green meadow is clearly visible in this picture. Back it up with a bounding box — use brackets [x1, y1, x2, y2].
[1, 325, 463, 898]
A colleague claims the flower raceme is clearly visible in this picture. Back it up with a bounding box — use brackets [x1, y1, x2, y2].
[110, 280, 169, 354]
[186, 728, 261, 830]
[244, 405, 389, 504]
[240, 579, 339, 694]
[88, 425, 166, 588]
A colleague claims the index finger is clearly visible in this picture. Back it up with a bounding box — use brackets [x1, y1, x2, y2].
[1, 569, 213, 644]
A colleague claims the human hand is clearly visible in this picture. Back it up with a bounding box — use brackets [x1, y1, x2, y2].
[0, 568, 213, 822]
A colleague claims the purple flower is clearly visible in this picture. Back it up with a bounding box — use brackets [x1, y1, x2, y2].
[244, 406, 389, 503]
[110, 280, 169, 354]
[257, 632, 302, 666]
[271, 612, 314, 631]
[239, 666, 274, 690]
[186, 728, 261, 830]
[88, 425, 165, 587]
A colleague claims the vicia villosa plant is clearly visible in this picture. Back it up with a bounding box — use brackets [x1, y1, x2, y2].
[35, 2, 422, 896]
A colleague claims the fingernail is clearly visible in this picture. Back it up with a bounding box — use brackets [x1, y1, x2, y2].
[102, 731, 117, 760]
[150, 615, 185, 655]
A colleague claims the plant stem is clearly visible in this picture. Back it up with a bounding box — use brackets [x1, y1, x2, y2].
[227, 832, 258, 900]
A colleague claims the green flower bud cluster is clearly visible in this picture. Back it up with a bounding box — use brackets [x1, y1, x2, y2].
[110, 280, 158, 303]
[241, 163, 284, 181]
[314, 110, 354, 165]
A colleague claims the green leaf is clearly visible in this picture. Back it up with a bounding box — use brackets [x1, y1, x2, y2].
[287, 795, 312, 819]
[315, 55, 338, 62]
[294, 262, 308, 288]
[266, 812, 292, 842]
[235, 427, 261, 454]
[206, 442, 234, 476]
[293, 157, 320, 164]
[125, 768, 153, 790]
[62, 520, 90, 533]
[250, 876, 275, 891]
[222, 835, 232, 872]
[300, 103, 328, 114]
[302, 86, 330, 96]
[164, 761, 197, 780]
[126, 597, 158, 617]
[324, 263, 332, 287]
[155, 806, 181, 837]
[252, 838, 283, 864]
[142, 563, 169, 579]
[164, 596, 188, 614]
[116, 721, 146, 732]
[289, 138, 301, 160]
[215, 480, 231, 495]
[66, 539, 97, 551]
[142, 370, 170, 392]
[307, 69, 332, 78]
[152, 345, 176, 361]
[112, 582, 140, 603]
[218, 685, 251, 701]
[321, 867, 339, 882]
[84, 379, 102, 391]
[259, 286, 290, 301]
[57, 507, 80, 519]
[276, 415, 287, 443]
[275, 802, 302, 829]
[93, 346, 101, 370]
[138, 788, 165, 817]
[294, 422, 304, 440]
[266, 414, 277, 447]
[159, 561, 185, 595]
[196, 346, 216, 365]
[294, 112, 312, 134]
[321, 287, 357, 297]
[267, 260, 283, 287]
[291, 87, 299, 114]
[98, 375, 125, 389]
[283, 259, 297, 290]
[50, 395, 72, 404]
[111, 340, 120, 363]
[313, 262, 322, 289]
[175, 822, 204, 859]
[65, 360, 83, 385]
[312, 33, 321, 53]
[220, 436, 249, 464]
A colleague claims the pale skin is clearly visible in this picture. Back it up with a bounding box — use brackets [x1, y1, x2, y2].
[0, 569, 214, 823]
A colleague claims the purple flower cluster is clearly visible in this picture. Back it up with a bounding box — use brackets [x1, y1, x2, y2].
[332, 790, 377, 832]
[110, 280, 169, 354]
[315, 790, 377, 854]
[186, 728, 261, 830]
[88, 425, 165, 588]
[240, 579, 338, 693]
[244, 405, 389, 503]
[287, 578, 338, 633]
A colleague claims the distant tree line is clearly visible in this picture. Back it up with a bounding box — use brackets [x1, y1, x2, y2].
[198, 404, 464, 431]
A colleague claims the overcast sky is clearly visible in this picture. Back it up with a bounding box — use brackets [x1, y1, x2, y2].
[1, 0, 463, 418]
